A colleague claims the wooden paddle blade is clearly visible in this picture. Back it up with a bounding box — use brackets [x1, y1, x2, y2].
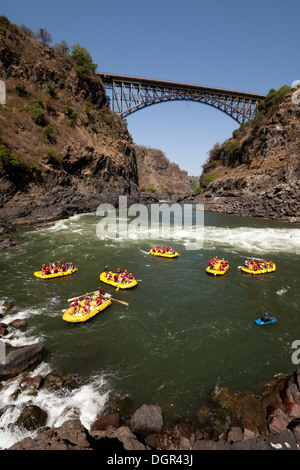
[111, 297, 129, 306]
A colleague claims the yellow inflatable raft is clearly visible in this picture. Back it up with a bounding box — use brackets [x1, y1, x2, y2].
[34, 267, 77, 279]
[63, 296, 112, 323]
[150, 248, 179, 258]
[241, 261, 276, 275]
[100, 272, 137, 289]
[206, 261, 229, 276]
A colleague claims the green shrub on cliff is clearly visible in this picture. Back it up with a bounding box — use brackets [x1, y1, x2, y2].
[45, 147, 62, 166]
[224, 140, 241, 164]
[29, 98, 46, 126]
[71, 44, 97, 80]
[0, 143, 39, 178]
[15, 82, 28, 98]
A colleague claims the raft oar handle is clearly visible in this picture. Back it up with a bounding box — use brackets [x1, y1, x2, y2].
[67, 290, 100, 302]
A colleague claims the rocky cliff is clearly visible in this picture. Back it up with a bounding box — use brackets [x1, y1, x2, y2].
[135, 145, 192, 199]
[194, 86, 300, 222]
[0, 16, 140, 227]
[0, 17, 193, 232]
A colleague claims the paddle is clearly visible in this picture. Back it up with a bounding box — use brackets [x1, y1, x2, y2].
[67, 290, 100, 302]
[111, 297, 129, 306]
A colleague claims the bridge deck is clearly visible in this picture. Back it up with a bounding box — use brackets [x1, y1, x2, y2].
[98, 72, 266, 100]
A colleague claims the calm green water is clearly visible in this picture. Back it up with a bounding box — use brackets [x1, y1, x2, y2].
[0, 205, 300, 447]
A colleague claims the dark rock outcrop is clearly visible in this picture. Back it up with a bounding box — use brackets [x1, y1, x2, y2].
[0, 343, 44, 381]
[193, 90, 300, 222]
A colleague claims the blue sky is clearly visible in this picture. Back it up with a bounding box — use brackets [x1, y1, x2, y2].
[2, 0, 300, 175]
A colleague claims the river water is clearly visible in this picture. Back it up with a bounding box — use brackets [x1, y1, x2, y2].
[0, 203, 300, 448]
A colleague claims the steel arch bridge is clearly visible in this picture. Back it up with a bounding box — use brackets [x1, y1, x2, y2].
[98, 73, 266, 124]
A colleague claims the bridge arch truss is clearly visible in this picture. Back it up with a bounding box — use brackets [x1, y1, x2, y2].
[98, 73, 266, 124]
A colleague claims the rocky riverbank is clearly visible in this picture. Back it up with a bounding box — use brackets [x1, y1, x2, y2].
[1, 301, 300, 451]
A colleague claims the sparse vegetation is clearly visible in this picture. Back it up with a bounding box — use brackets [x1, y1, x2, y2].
[36, 28, 52, 46]
[42, 125, 57, 143]
[0, 143, 39, 178]
[15, 82, 28, 98]
[44, 147, 62, 166]
[44, 82, 59, 99]
[29, 98, 46, 126]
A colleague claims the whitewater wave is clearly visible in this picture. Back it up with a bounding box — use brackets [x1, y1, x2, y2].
[0, 367, 110, 449]
[94, 223, 300, 254]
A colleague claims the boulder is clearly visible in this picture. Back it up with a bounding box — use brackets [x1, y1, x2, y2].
[130, 404, 164, 438]
[91, 425, 146, 450]
[90, 412, 120, 432]
[15, 404, 47, 431]
[8, 319, 28, 330]
[8, 419, 92, 450]
[0, 343, 44, 381]
[20, 374, 43, 391]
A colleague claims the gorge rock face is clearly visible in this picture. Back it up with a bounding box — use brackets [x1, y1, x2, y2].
[195, 90, 300, 222]
[0, 19, 139, 227]
[135, 145, 192, 198]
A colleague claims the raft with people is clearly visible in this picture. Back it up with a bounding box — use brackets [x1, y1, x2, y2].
[34, 262, 77, 279]
[150, 246, 179, 258]
[206, 257, 229, 275]
[241, 259, 276, 275]
[100, 268, 138, 289]
[63, 291, 112, 323]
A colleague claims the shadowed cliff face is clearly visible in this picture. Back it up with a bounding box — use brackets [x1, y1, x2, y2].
[195, 90, 300, 222]
[0, 17, 140, 226]
[135, 145, 192, 198]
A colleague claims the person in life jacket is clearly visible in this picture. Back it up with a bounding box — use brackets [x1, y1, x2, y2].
[84, 293, 91, 301]
[53, 265, 58, 273]
[98, 286, 106, 296]
[61, 264, 66, 272]
[70, 298, 79, 314]
[45, 266, 51, 275]
[95, 295, 102, 306]
[42, 264, 46, 274]
[83, 301, 90, 313]
[261, 312, 272, 322]
[128, 273, 134, 281]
